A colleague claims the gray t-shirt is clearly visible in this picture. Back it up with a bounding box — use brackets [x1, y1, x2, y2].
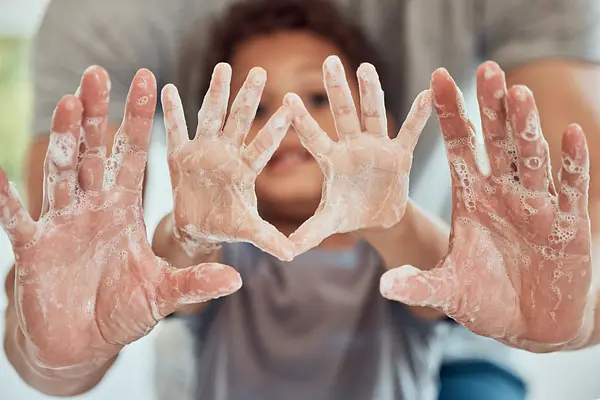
[187, 242, 442, 400]
[31, 0, 600, 399]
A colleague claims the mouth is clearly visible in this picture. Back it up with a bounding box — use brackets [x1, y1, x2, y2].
[266, 149, 313, 173]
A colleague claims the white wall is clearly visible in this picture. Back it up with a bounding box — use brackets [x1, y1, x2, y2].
[0, 0, 49, 36]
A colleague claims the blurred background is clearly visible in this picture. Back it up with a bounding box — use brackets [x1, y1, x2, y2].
[0, 1, 599, 399]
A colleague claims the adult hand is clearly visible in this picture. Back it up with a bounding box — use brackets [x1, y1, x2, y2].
[0, 67, 241, 371]
[381, 62, 594, 352]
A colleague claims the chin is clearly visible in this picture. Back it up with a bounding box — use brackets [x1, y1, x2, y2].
[255, 176, 322, 222]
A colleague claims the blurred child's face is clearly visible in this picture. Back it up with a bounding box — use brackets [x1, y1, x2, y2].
[228, 30, 360, 222]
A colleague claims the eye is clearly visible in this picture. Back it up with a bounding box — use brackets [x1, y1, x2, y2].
[308, 92, 329, 107]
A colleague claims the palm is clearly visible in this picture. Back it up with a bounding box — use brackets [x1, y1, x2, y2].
[381, 63, 593, 352]
[162, 64, 294, 260]
[1, 67, 241, 370]
[287, 57, 432, 254]
[15, 191, 157, 367]
[171, 139, 258, 240]
[447, 175, 591, 344]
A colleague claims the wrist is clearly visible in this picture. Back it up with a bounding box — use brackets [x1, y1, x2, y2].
[169, 213, 222, 257]
[361, 199, 449, 271]
[7, 322, 115, 398]
[592, 295, 600, 345]
[360, 200, 417, 270]
[584, 289, 600, 347]
[561, 291, 600, 351]
[360, 200, 413, 240]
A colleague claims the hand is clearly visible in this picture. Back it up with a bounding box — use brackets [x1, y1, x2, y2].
[285, 56, 432, 254]
[0, 67, 241, 371]
[162, 63, 295, 261]
[381, 62, 594, 352]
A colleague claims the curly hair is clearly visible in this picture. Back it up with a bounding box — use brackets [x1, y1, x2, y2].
[200, 0, 387, 97]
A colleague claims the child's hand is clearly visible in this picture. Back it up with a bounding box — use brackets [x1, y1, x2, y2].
[381, 63, 594, 352]
[162, 64, 295, 261]
[285, 56, 432, 255]
[0, 67, 241, 371]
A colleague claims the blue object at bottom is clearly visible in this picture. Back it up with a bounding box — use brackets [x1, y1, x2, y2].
[438, 360, 526, 400]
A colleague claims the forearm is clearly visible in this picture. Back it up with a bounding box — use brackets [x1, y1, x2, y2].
[362, 200, 450, 320]
[361, 200, 450, 271]
[506, 61, 600, 348]
[586, 210, 600, 347]
[589, 294, 600, 346]
[4, 267, 114, 396]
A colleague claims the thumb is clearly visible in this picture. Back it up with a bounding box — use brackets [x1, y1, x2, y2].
[157, 262, 242, 316]
[289, 208, 342, 256]
[380, 265, 457, 311]
[241, 212, 296, 262]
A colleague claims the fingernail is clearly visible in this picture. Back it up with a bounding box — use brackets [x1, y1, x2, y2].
[482, 61, 500, 80]
[358, 63, 377, 80]
[325, 55, 341, 69]
[83, 65, 99, 77]
[432, 67, 450, 83]
[251, 68, 266, 86]
[512, 85, 532, 102]
[284, 93, 301, 107]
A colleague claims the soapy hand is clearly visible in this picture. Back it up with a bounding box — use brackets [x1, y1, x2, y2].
[286, 56, 432, 254]
[162, 63, 295, 261]
[381, 62, 594, 352]
[0, 67, 241, 372]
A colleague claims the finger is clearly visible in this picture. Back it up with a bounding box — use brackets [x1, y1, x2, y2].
[161, 84, 189, 157]
[238, 213, 296, 261]
[284, 93, 335, 159]
[431, 68, 482, 212]
[78, 66, 110, 192]
[476, 61, 513, 179]
[323, 55, 361, 140]
[104, 69, 157, 192]
[289, 207, 343, 255]
[507, 85, 553, 193]
[195, 63, 231, 139]
[156, 261, 242, 316]
[431, 68, 479, 166]
[45, 95, 83, 211]
[558, 124, 589, 217]
[222, 67, 266, 147]
[0, 168, 37, 246]
[243, 105, 292, 173]
[394, 89, 432, 152]
[380, 265, 458, 312]
[357, 63, 387, 137]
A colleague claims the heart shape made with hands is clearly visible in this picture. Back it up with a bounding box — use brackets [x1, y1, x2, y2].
[164, 55, 432, 259]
